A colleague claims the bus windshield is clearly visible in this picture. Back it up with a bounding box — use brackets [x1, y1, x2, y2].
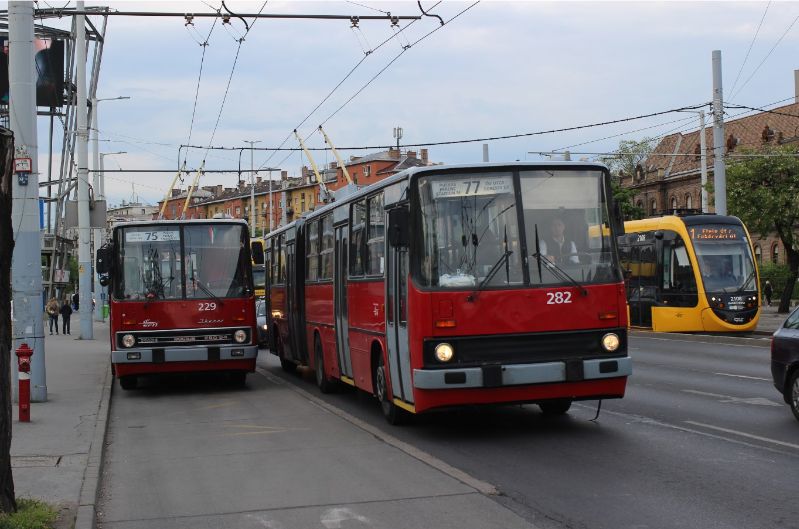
[689, 223, 757, 293]
[417, 169, 618, 288]
[115, 224, 251, 300]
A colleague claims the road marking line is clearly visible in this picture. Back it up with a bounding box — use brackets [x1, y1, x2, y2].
[714, 372, 770, 382]
[684, 421, 799, 451]
[255, 366, 498, 496]
[681, 389, 782, 407]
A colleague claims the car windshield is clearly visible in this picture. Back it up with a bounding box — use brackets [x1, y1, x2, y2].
[115, 224, 251, 300]
[417, 169, 618, 288]
[253, 265, 266, 291]
[690, 224, 757, 293]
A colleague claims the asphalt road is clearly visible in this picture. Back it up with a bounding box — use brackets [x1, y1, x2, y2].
[97, 335, 799, 529]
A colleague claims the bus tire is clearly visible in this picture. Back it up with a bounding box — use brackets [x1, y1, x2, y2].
[538, 399, 572, 416]
[277, 335, 297, 373]
[788, 369, 799, 422]
[374, 352, 405, 425]
[315, 335, 333, 394]
[119, 376, 137, 390]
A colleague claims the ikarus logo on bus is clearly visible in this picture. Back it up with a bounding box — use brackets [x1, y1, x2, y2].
[140, 319, 159, 328]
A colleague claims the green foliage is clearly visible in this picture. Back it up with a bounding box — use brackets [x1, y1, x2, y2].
[758, 263, 799, 300]
[611, 180, 644, 220]
[0, 499, 57, 529]
[600, 138, 657, 178]
[727, 145, 799, 251]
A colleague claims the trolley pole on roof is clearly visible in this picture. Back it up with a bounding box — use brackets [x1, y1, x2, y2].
[319, 126, 353, 185]
[294, 130, 331, 202]
[712, 50, 727, 215]
[9, 0, 47, 401]
[244, 140, 261, 237]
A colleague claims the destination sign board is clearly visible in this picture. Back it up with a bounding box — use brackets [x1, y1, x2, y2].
[432, 176, 513, 199]
[689, 225, 744, 242]
[125, 230, 180, 243]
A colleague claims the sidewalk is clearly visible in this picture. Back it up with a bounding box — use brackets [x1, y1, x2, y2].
[11, 319, 111, 529]
[753, 302, 796, 335]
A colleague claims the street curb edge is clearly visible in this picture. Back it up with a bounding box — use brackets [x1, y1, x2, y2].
[74, 360, 112, 529]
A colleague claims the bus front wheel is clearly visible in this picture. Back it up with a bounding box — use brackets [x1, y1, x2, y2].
[374, 354, 405, 425]
[538, 399, 572, 416]
[119, 376, 137, 390]
[315, 336, 333, 394]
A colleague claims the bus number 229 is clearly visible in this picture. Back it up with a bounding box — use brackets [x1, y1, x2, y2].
[198, 302, 218, 311]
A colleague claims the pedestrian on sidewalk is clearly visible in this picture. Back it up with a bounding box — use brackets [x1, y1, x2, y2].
[764, 280, 773, 307]
[72, 290, 79, 312]
[46, 297, 59, 335]
[60, 299, 73, 335]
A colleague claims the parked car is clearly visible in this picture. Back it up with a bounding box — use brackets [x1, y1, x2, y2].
[771, 305, 799, 422]
[256, 299, 268, 348]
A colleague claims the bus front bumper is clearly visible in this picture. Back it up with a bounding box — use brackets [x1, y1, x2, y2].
[413, 356, 632, 390]
[112, 344, 258, 365]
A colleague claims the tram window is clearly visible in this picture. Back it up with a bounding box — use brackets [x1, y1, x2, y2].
[277, 235, 286, 285]
[367, 193, 385, 276]
[320, 215, 334, 280]
[350, 200, 367, 276]
[660, 235, 698, 307]
[306, 221, 319, 281]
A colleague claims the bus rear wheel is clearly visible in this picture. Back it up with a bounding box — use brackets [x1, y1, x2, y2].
[315, 336, 333, 394]
[277, 335, 296, 373]
[374, 354, 405, 425]
[538, 399, 572, 416]
[119, 376, 137, 390]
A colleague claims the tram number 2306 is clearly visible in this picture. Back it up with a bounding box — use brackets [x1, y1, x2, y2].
[546, 291, 572, 304]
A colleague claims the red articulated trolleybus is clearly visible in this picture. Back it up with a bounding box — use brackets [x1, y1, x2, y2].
[265, 162, 631, 423]
[96, 219, 258, 389]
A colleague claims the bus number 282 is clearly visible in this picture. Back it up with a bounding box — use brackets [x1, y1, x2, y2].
[546, 292, 572, 304]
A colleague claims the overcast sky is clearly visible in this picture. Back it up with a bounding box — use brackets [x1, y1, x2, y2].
[27, 0, 799, 206]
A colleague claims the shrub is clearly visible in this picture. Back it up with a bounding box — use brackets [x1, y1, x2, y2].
[0, 499, 58, 529]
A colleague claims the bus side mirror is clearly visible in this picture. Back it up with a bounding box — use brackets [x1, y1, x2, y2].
[388, 208, 409, 247]
[612, 201, 625, 236]
[251, 240, 265, 265]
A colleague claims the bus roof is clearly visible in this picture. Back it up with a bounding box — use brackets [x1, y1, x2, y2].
[111, 218, 249, 230]
[265, 161, 611, 240]
[625, 214, 744, 233]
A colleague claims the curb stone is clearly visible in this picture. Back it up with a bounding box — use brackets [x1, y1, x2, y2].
[74, 362, 112, 529]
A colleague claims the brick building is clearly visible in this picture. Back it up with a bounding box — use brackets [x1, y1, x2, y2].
[622, 84, 799, 266]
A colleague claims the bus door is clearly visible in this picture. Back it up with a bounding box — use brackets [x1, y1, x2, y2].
[629, 243, 656, 327]
[385, 235, 413, 403]
[334, 226, 354, 378]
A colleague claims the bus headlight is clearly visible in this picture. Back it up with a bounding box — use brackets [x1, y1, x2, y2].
[434, 343, 455, 363]
[234, 330, 248, 343]
[121, 334, 135, 348]
[601, 333, 620, 352]
[261, 323, 268, 331]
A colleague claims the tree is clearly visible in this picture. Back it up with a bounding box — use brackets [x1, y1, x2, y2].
[727, 146, 799, 313]
[600, 138, 655, 220]
[0, 127, 17, 513]
[600, 137, 656, 180]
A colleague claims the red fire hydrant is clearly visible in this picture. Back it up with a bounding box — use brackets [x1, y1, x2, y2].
[16, 343, 33, 422]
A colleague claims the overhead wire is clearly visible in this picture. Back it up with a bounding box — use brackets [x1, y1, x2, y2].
[255, 2, 441, 173]
[729, 1, 770, 96]
[731, 10, 799, 100]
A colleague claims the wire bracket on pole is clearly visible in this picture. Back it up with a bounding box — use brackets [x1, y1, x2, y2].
[417, 1, 444, 25]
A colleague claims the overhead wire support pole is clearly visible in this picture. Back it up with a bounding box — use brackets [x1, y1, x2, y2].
[294, 130, 330, 201]
[712, 50, 727, 216]
[76, 0, 93, 340]
[319, 126, 353, 185]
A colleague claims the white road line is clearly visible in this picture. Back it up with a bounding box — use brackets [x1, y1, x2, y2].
[681, 389, 782, 407]
[714, 372, 770, 382]
[633, 336, 769, 349]
[684, 421, 799, 451]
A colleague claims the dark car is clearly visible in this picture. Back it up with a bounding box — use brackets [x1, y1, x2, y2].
[256, 299, 269, 348]
[771, 305, 799, 422]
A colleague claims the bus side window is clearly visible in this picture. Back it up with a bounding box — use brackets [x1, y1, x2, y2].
[350, 200, 367, 277]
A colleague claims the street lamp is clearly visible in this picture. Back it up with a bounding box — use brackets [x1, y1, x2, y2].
[243, 140, 261, 237]
[91, 96, 131, 200]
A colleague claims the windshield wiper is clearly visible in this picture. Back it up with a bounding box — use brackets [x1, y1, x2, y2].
[466, 250, 513, 302]
[190, 276, 225, 306]
[530, 252, 589, 297]
[740, 269, 756, 292]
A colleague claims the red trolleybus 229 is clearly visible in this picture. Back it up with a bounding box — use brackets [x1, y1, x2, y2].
[266, 162, 631, 423]
[97, 219, 258, 389]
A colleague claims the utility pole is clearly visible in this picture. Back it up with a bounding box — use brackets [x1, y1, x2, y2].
[698, 110, 709, 213]
[244, 140, 260, 237]
[712, 50, 727, 216]
[9, 0, 47, 401]
[393, 127, 403, 152]
[268, 169, 274, 233]
[76, 0, 93, 339]
[482, 144, 489, 162]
